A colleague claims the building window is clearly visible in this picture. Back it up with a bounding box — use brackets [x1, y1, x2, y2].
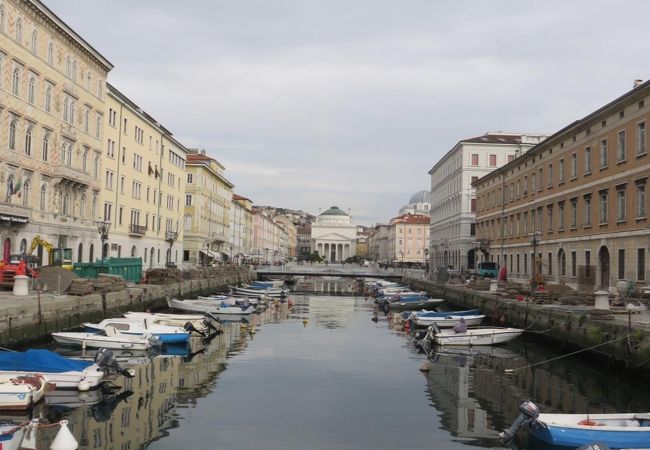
[639, 248, 646, 281]
[80, 195, 86, 217]
[63, 98, 69, 122]
[72, 60, 77, 82]
[30, 30, 37, 53]
[11, 68, 19, 95]
[47, 42, 53, 65]
[547, 205, 553, 231]
[548, 252, 552, 276]
[22, 180, 30, 206]
[571, 251, 576, 277]
[24, 126, 32, 156]
[558, 201, 565, 230]
[618, 249, 625, 280]
[638, 122, 647, 156]
[84, 108, 89, 132]
[547, 164, 553, 186]
[185, 194, 192, 206]
[45, 87, 52, 112]
[471, 154, 479, 166]
[40, 185, 46, 211]
[559, 158, 565, 182]
[27, 78, 35, 104]
[471, 176, 478, 185]
[15, 18, 22, 43]
[617, 187, 626, 221]
[584, 194, 592, 226]
[600, 139, 608, 168]
[599, 191, 608, 224]
[617, 130, 626, 162]
[489, 154, 497, 167]
[637, 182, 647, 218]
[531, 171, 537, 192]
[470, 198, 476, 213]
[187, 173, 193, 183]
[8, 119, 16, 150]
[570, 198, 577, 228]
[94, 155, 100, 179]
[570, 153, 577, 178]
[507, 154, 515, 163]
[585, 250, 591, 278]
[42, 133, 49, 161]
[585, 146, 592, 173]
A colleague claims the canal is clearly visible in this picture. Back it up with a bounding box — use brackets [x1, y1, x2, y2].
[20, 282, 650, 449]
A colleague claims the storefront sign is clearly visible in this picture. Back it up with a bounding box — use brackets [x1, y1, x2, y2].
[0, 214, 28, 224]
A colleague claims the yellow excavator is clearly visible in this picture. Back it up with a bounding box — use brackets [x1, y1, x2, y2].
[28, 235, 73, 271]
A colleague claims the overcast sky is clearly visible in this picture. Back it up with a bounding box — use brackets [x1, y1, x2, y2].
[52, 1, 650, 225]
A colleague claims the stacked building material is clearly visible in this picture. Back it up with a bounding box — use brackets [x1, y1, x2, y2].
[144, 268, 182, 284]
[68, 279, 94, 296]
[67, 273, 127, 295]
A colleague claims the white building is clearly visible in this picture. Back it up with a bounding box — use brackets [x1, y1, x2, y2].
[311, 206, 357, 262]
[428, 132, 547, 272]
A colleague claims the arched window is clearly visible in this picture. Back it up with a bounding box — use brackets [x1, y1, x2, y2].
[27, 78, 35, 104]
[60, 143, 66, 166]
[24, 126, 32, 156]
[42, 133, 49, 161]
[20, 239, 27, 254]
[30, 30, 37, 53]
[15, 18, 22, 43]
[22, 180, 30, 206]
[131, 245, 137, 257]
[71, 60, 77, 82]
[82, 149, 88, 173]
[93, 154, 99, 179]
[77, 243, 83, 263]
[95, 116, 101, 138]
[63, 192, 70, 215]
[84, 108, 89, 132]
[92, 193, 97, 219]
[8, 119, 16, 150]
[0, 5, 5, 33]
[144, 247, 147, 263]
[80, 195, 86, 217]
[39, 185, 46, 211]
[11, 68, 19, 95]
[70, 102, 75, 124]
[65, 56, 71, 78]
[47, 42, 53, 65]
[89, 244, 94, 263]
[63, 98, 69, 121]
[66, 144, 72, 166]
[44, 86, 52, 112]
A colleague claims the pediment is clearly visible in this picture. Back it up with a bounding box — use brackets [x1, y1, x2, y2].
[313, 231, 354, 241]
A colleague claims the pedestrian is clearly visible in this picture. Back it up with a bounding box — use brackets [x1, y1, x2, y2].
[452, 317, 467, 333]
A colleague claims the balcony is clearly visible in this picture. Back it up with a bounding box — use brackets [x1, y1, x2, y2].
[165, 231, 178, 242]
[52, 165, 95, 188]
[129, 224, 147, 236]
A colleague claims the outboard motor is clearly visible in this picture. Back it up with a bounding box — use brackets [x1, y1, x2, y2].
[202, 318, 221, 335]
[94, 348, 135, 378]
[183, 321, 206, 337]
[499, 401, 540, 444]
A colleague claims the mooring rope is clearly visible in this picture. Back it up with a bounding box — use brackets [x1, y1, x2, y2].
[503, 334, 630, 373]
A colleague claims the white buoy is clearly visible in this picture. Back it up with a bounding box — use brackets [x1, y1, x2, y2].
[20, 418, 39, 450]
[77, 381, 90, 392]
[50, 421, 77, 450]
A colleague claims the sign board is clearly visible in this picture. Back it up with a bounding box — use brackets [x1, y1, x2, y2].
[0, 214, 28, 224]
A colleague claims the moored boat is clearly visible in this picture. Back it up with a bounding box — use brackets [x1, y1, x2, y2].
[52, 326, 160, 351]
[432, 326, 523, 346]
[386, 298, 445, 311]
[168, 298, 255, 315]
[413, 314, 485, 328]
[0, 375, 48, 410]
[82, 318, 190, 345]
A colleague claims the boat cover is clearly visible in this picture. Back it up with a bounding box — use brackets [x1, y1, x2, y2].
[0, 350, 93, 373]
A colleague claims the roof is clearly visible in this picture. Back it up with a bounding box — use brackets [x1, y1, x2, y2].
[233, 194, 251, 202]
[390, 214, 430, 225]
[408, 190, 431, 204]
[320, 206, 349, 216]
[476, 80, 650, 186]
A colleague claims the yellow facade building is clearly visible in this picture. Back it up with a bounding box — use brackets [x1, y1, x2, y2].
[182, 150, 234, 266]
[230, 193, 253, 263]
[0, 0, 112, 265]
[102, 83, 188, 268]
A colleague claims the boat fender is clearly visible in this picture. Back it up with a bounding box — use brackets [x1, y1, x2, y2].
[78, 380, 91, 392]
[578, 419, 604, 426]
[50, 420, 78, 450]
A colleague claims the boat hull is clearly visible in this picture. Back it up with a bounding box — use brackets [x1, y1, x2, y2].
[168, 298, 255, 315]
[414, 315, 485, 328]
[388, 299, 445, 311]
[433, 328, 523, 346]
[0, 375, 47, 410]
[52, 332, 152, 350]
[0, 367, 104, 390]
[529, 413, 650, 448]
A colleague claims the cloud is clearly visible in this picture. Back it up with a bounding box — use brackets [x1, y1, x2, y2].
[52, 0, 650, 224]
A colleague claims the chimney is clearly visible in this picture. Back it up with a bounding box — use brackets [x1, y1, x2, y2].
[634, 79, 644, 88]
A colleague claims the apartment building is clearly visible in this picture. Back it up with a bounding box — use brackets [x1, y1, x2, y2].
[229, 193, 253, 264]
[102, 84, 188, 268]
[428, 132, 547, 272]
[0, 0, 112, 264]
[475, 81, 650, 291]
[387, 214, 430, 267]
[182, 151, 234, 266]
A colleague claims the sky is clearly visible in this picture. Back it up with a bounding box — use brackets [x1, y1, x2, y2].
[51, 1, 650, 226]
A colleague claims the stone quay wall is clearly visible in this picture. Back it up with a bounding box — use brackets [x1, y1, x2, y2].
[404, 277, 650, 373]
[0, 267, 253, 346]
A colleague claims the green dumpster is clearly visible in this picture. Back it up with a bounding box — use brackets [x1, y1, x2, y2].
[73, 257, 142, 282]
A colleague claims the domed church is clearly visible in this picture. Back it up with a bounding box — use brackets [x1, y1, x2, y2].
[310, 206, 357, 262]
[399, 190, 431, 216]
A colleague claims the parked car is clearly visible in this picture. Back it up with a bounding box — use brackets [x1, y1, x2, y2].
[477, 261, 499, 278]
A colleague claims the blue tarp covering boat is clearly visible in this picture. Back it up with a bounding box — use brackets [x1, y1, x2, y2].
[0, 349, 93, 373]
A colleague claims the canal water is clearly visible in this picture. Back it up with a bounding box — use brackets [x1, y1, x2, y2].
[19, 282, 650, 449]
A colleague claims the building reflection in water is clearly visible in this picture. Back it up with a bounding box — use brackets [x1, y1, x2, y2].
[420, 340, 650, 448]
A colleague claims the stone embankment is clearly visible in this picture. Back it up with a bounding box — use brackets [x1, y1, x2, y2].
[405, 277, 650, 373]
[0, 266, 253, 345]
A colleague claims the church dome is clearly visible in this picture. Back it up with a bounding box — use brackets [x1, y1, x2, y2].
[320, 206, 349, 216]
[409, 190, 431, 204]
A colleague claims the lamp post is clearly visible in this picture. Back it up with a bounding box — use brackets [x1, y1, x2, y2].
[529, 230, 542, 291]
[95, 220, 111, 274]
[423, 247, 429, 279]
[257, 249, 261, 266]
[264, 248, 269, 265]
[400, 249, 404, 273]
[472, 240, 481, 285]
[229, 244, 234, 265]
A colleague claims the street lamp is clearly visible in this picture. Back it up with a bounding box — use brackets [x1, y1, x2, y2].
[95, 219, 111, 273]
[400, 249, 404, 273]
[423, 247, 429, 278]
[471, 240, 481, 285]
[529, 230, 542, 291]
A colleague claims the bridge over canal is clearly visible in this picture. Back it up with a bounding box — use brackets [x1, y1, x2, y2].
[254, 262, 425, 281]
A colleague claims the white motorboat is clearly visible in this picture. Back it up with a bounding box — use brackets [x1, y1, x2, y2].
[0, 349, 124, 391]
[123, 311, 211, 331]
[431, 326, 524, 346]
[168, 298, 255, 315]
[83, 318, 190, 345]
[197, 295, 259, 306]
[230, 286, 286, 298]
[0, 422, 26, 450]
[52, 326, 159, 351]
[0, 375, 48, 410]
[413, 314, 485, 328]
